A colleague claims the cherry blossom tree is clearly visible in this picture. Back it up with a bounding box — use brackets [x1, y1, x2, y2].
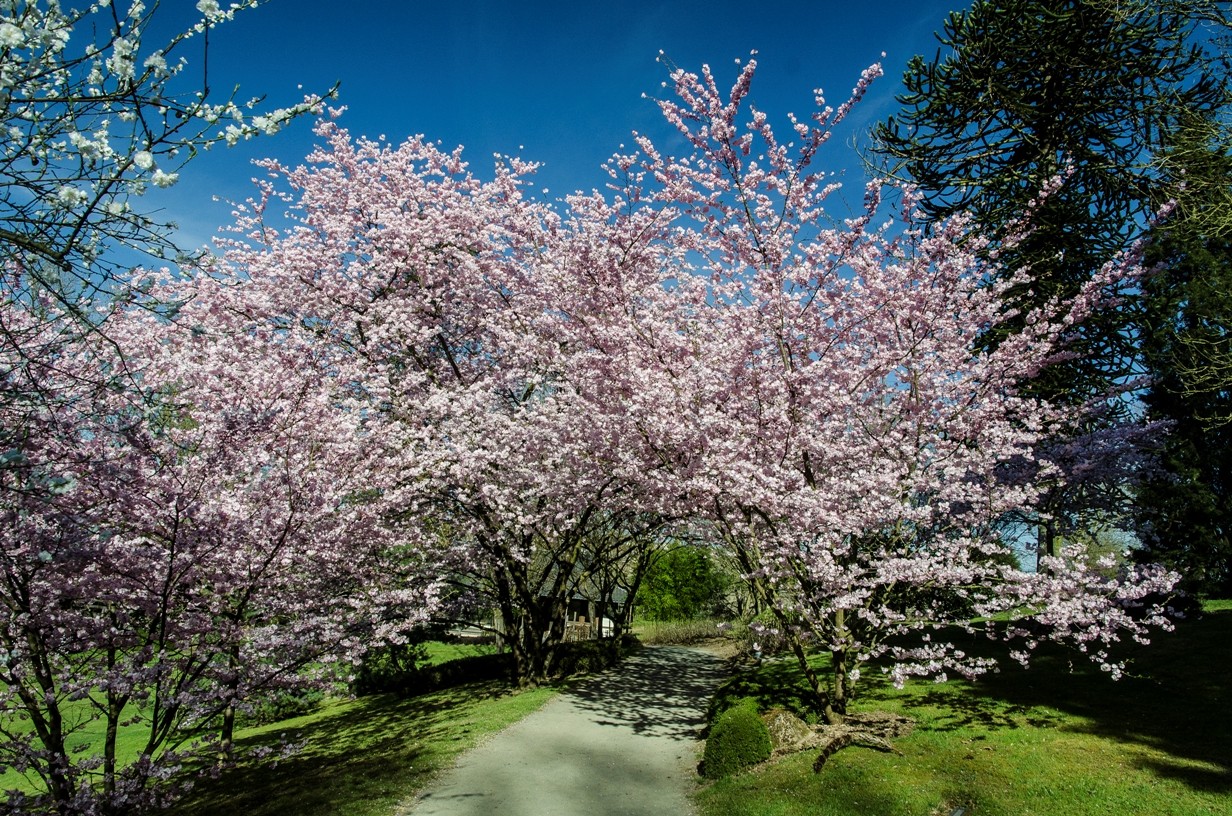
[111, 269, 442, 755]
[583, 55, 1181, 725]
[0, 267, 439, 814]
[198, 115, 679, 685]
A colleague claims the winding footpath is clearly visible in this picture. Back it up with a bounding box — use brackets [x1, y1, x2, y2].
[401, 645, 729, 816]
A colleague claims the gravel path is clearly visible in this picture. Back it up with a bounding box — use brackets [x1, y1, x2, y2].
[402, 645, 730, 816]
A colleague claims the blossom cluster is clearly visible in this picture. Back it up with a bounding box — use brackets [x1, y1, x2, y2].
[0, 0, 329, 297]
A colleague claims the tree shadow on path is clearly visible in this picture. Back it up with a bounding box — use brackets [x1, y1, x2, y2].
[562, 645, 729, 741]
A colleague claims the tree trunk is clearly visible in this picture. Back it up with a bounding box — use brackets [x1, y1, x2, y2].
[46, 736, 73, 816]
[104, 692, 122, 797]
[103, 640, 122, 798]
[220, 703, 237, 761]
[824, 609, 852, 724]
[1037, 517, 1057, 570]
[784, 631, 832, 720]
[490, 565, 534, 685]
[826, 645, 849, 725]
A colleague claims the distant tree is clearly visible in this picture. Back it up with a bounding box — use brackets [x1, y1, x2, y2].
[637, 546, 729, 622]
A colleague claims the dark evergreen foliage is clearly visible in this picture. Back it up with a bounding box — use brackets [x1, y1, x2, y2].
[873, 0, 1228, 402]
[873, 0, 1231, 579]
[1137, 187, 1232, 595]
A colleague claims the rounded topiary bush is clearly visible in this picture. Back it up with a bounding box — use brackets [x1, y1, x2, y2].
[702, 698, 772, 779]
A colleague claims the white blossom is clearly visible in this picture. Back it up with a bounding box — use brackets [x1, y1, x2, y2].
[143, 51, 168, 76]
[151, 169, 178, 188]
[68, 128, 113, 161]
[196, 0, 223, 20]
[106, 37, 135, 82]
[221, 123, 246, 146]
[57, 185, 88, 207]
[251, 114, 282, 135]
[0, 22, 25, 49]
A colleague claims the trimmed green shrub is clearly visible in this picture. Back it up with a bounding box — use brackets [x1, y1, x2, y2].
[702, 697, 772, 779]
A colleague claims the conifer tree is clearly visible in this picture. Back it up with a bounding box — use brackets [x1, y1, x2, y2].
[873, 0, 1227, 401]
[1136, 125, 1232, 595]
[872, 0, 1231, 559]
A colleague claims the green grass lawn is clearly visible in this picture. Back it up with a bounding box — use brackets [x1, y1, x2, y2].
[421, 639, 498, 664]
[9, 614, 1229, 816]
[174, 681, 555, 816]
[694, 602, 1231, 816]
[0, 641, 525, 812]
[0, 697, 160, 795]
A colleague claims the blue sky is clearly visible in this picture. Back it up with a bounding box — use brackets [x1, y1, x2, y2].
[151, 0, 966, 248]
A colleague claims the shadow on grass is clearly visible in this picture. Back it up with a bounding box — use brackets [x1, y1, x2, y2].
[173, 683, 510, 816]
[960, 607, 1232, 795]
[706, 656, 827, 726]
[710, 608, 1231, 796]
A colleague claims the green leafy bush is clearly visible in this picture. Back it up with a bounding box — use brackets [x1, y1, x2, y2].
[702, 697, 772, 779]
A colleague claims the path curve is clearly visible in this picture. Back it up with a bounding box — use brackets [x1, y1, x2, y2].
[402, 645, 729, 816]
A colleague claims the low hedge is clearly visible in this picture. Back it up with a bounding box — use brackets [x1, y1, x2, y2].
[352, 651, 514, 696]
[353, 634, 642, 697]
[552, 634, 641, 676]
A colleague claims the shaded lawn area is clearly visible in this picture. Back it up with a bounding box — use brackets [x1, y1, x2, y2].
[173, 681, 554, 816]
[697, 602, 1231, 816]
[0, 641, 506, 803]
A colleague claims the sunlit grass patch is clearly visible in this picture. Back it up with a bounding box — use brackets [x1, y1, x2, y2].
[421, 639, 498, 665]
[694, 602, 1231, 816]
[2, 653, 548, 815]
